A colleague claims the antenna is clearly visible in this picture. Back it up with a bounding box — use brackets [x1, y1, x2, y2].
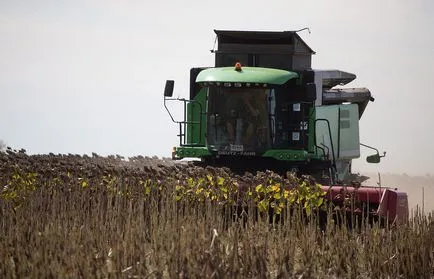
[210, 35, 217, 53]
[295, 27, 311, 34]
[377, 172, 382, 188]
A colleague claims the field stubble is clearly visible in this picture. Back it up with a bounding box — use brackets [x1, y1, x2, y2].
[0, 151, 433, 278]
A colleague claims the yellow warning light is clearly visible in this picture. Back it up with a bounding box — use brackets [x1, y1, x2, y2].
[234, 62, 242, 72]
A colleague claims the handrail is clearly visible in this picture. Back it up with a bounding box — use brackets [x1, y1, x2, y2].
[314, 118, 337, 181]
[164, 96, 204, 146]
[360, 143, 386, 158]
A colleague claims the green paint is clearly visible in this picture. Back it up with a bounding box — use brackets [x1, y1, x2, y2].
[196, 67, 298, 85]
[175, 146, 325, 162]
[307, 107, 315, 153]
[186, 88, 207, 145]
[262, 149, 310, 161]
[175, 146, 211, 159]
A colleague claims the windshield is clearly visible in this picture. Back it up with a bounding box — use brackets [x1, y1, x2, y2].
[207, 87, 272, 154]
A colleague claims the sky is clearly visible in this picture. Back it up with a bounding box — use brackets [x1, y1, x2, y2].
[1, 0, 433, 175]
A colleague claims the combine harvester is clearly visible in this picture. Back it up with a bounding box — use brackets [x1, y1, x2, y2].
[163, 30, 408, 225]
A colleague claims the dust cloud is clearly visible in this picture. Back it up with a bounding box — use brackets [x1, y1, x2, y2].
[362, 172, 434, 213]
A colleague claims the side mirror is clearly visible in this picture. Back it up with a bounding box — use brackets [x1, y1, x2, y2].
[164, 80, 174, 97]
[361, 143, 386, 164]
[305, 83, 317, 101]
[366, 154, 381, 163]
[366, 151, 386, 163]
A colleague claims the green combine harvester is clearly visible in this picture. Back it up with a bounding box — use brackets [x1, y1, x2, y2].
[163, 30, 408, 223]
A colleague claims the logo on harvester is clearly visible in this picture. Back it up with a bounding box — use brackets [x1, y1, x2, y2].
[217, 151, 256, 156]
[217, 144, 255, 156]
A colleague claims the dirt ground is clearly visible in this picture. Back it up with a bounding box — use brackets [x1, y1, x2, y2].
[362, 172, 434, 213]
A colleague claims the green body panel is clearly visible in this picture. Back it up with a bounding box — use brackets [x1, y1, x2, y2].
[307, 107, 316, 153]
[175, 146, 323, 161]
[186, 88, 207, 145]
[314, 104, 361, 181]
[262, 149, 321, 161]
[175, 146, 211, 158]
[315, 104, 360, 160]
[336, 104, 360, 159]
[196, 67, 298, 85]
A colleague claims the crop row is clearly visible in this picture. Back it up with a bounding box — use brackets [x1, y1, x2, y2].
[0, 151, 433, 278]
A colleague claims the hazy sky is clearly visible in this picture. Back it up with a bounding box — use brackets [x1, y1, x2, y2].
[1, 0, 433, 175]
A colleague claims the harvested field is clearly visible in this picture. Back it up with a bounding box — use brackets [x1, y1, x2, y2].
[0, 150, 433, 278]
